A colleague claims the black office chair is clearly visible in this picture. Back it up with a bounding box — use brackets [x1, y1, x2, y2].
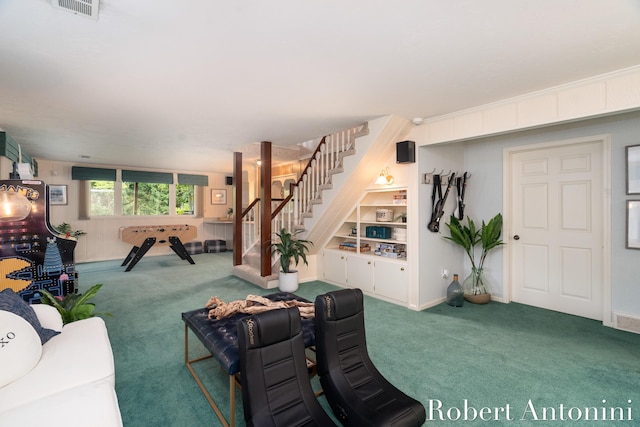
[314, 289, 426, 426]
[237, 307, 337, 427]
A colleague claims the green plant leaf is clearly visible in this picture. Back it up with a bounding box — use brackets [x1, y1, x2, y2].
[444, 213, 504, 271]
[39, 283, 111, 324]
[73, 284, 103, 307]
[71, 303, 96, 321]
[270, 228, 313, 273]
[39, 288, 65, 314]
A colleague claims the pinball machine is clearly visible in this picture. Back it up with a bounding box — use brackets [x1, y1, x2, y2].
[0, 180, 77, 302]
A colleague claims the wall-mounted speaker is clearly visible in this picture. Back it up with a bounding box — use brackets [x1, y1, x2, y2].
[396, 140, 415, 164]
[225, 176, 233, 185]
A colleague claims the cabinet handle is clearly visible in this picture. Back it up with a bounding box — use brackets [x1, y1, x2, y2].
[400, 267, 405, 271]
[340, 256, 345, 260]
[368, 261, 372, 265]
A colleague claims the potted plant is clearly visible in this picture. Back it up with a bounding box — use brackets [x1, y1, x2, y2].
[40, 284, 112, 324]
[270, 228, 313, 292]
[53, 222, 86, 239]
[444, 213, 504, 304]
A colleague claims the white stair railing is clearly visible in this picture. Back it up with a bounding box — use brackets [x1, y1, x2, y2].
[286, 124, 366, 230]
[238, 124, 368, 274]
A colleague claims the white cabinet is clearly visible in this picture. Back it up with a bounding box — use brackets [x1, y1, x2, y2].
[322, 249, 408, 304]
[323, 250, 347, 286]
[346, 255, 374, 293]
[373, 258, 408, 303]
[322, 187, 410, 306]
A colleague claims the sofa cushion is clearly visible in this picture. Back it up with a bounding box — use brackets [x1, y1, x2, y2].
[0, 380, 123, 427]
[0, 316, 115, 412]
[31, 303, 64, 332]
[0, 310, 43, 388]
[0, 288, 60, 344]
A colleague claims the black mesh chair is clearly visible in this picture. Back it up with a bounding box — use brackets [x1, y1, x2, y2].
[314, 289, 426, 427]
[237, 307, 337, 427]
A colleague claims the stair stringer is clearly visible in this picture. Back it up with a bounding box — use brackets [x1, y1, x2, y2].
[303, 115, 412, 253]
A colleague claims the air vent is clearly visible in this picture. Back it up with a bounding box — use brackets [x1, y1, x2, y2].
[51, 0, 99, 20]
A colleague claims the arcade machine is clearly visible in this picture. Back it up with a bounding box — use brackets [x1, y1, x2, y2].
[0, 179, 77, 302]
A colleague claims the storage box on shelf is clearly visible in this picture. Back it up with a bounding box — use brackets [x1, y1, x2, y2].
[323, 188, 409, 306]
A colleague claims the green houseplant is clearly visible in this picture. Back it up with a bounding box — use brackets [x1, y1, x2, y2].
[40, 283, 112, 324]
[444, 213, 504, 303]
[53, 222, 86, 239]
[270, 228, 313, 292]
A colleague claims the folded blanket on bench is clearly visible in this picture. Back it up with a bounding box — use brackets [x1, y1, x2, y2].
[205, 294, 315, 320]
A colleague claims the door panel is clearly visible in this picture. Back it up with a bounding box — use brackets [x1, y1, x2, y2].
[510, 141, 603, 320]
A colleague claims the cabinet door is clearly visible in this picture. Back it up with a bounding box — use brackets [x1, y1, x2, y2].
[323, 250, 347, 286]
[374, 260, 408, 303]
[346, 255, 374, 293]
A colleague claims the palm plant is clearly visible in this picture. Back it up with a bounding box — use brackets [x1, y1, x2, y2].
[270, 228, 313, 273]
[444, 213, 504, 295]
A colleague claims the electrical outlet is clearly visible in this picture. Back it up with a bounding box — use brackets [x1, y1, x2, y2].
[442, 269, 449, 279]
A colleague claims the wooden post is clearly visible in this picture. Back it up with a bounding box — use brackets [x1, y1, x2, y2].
[233, 152, 242, 266]
[260, 141, 272, 277]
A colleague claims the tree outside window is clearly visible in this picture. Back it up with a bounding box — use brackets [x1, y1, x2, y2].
[122, 182, 169, 215]
[87, 175, 200, 217]
[176, 184, 194, 215]
[89, 180, 115, 216]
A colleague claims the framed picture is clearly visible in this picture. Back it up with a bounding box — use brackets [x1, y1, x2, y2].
[49, 185, 68, 205]
[211, 189, 226, 205]
[626, 200, 640, 249]
[626, 144, 640, 194]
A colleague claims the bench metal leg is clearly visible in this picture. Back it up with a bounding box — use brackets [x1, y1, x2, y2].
[184, 324, 236, 427]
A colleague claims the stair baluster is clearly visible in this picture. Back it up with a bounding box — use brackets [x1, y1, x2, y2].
[236, 124, 367, 284]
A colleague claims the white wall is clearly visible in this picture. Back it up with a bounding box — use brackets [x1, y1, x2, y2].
[452, 110, 640, 319]
[36, 159, 234, 263]
[417, 141, 465, 308]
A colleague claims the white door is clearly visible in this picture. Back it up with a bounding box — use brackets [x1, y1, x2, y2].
[510, 140, 603, 320]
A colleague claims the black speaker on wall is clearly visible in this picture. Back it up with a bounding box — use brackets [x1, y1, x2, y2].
[225, 176, 233, 185]
[396, 140, 415, 164]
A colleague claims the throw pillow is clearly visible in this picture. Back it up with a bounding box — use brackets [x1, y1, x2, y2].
[30, 303, 64, 332]
[0, 288, 60, 344]
[0, 310, 43, 388]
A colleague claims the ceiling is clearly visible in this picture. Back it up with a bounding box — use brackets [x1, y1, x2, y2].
[1, 1, 639, 174]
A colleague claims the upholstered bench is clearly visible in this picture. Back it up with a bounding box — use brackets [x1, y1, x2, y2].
[182, 293, 315, 427]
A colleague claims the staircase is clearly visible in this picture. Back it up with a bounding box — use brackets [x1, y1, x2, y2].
[232, 115, 412, 289]
[232, 124, 369, 288]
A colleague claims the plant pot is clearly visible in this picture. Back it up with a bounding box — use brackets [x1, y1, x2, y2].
[462, 267, 491, 304]
[278, 270, 299, 293]
[464, 293, 491, 304]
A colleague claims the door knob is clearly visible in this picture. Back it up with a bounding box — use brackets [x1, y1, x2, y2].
[513, 235, 520, 240]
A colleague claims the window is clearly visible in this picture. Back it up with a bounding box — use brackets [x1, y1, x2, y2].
[122, 182, 170, 216]
[89, 180, 115, 216]
[176, 184, 194, 215]
[74, 167, 208, 217]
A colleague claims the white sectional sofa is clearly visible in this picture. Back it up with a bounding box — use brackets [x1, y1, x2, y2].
[0, 295, 122, 427]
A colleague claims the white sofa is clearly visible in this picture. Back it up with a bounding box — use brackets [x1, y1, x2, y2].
[0, 304, 123, 427]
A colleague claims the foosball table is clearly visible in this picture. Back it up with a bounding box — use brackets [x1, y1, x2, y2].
[119, 224, 197, 271]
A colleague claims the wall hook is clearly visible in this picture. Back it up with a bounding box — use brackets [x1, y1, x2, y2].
[422, 168, 437, 184]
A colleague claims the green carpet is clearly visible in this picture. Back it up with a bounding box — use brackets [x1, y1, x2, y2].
[77, 253, 640, 426]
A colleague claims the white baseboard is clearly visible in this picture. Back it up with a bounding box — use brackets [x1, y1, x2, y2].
[614, 312, 640, 334]
[418, 297, 446, 311]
